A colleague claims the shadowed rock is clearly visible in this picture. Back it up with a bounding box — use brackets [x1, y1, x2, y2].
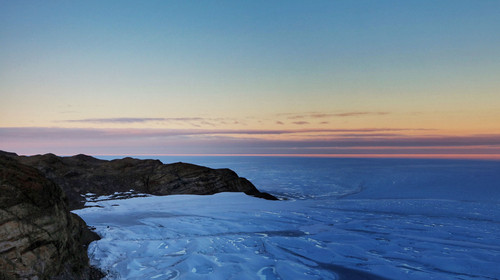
[0, 151, 276, 279]
[0, 155, 103, 279]
[1, 151, 278, 210]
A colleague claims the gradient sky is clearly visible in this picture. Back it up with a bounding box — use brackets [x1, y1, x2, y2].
[1, 1, 500, 157]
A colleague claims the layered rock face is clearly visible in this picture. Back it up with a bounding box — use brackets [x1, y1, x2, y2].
[0, 155, 101, 279]
[7, 152, 277, 209]
[0, 151, 275, 279]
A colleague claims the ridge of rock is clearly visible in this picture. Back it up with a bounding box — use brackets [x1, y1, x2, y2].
[2, 151, 277, 210]
[0, 155, 103, 279]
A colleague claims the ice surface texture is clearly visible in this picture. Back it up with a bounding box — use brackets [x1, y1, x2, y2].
[75, 157, 500, 279]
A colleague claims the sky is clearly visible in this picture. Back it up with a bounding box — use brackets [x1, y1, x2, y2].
[1, 0, 499, 157]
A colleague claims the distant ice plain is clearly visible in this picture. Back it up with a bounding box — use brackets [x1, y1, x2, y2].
[75, 157, 500, 279]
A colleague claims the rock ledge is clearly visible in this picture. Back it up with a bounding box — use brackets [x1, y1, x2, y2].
[1, 151, 277, 209]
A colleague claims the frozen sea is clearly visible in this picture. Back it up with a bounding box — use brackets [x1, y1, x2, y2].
[74, 157, 500, 280]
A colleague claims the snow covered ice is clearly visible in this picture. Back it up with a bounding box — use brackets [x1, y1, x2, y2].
[75, 157, 500, 279]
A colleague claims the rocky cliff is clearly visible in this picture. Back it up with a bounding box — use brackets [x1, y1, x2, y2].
[0, 151, 276, 279]
[0, 155, 102, 279]
[1, 151, 277, 210]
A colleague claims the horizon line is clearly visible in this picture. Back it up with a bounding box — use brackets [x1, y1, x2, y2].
[45, 153, 500, 160]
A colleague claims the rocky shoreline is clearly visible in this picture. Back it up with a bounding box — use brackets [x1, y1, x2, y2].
[0, 151, 276, 279]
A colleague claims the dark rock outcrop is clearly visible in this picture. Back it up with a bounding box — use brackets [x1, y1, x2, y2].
[1, 151, 277, 210]
[0, 155, 103, 279]
[0, 150, 275, 279]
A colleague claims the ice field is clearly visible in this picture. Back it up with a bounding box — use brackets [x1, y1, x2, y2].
[75, 157, 500, 279]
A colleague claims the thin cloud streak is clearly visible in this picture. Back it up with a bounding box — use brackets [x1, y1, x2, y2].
[328, 112, 389, 117]
[64, 118, 169, 123]
[0, 127, 433, 139]
[283, 111, 390, 119]
[61, 113, 390, 127]
[3, 127, 499, 157]
[63, 117, 209, 124]
[238, 136, 500, 148]
[61, 117, 246, 127]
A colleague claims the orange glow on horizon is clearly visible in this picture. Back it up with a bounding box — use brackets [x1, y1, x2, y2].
[72, 153, 500, 160]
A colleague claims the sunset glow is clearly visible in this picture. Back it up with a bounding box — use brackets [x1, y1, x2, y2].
[1, 1, 499, 158]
